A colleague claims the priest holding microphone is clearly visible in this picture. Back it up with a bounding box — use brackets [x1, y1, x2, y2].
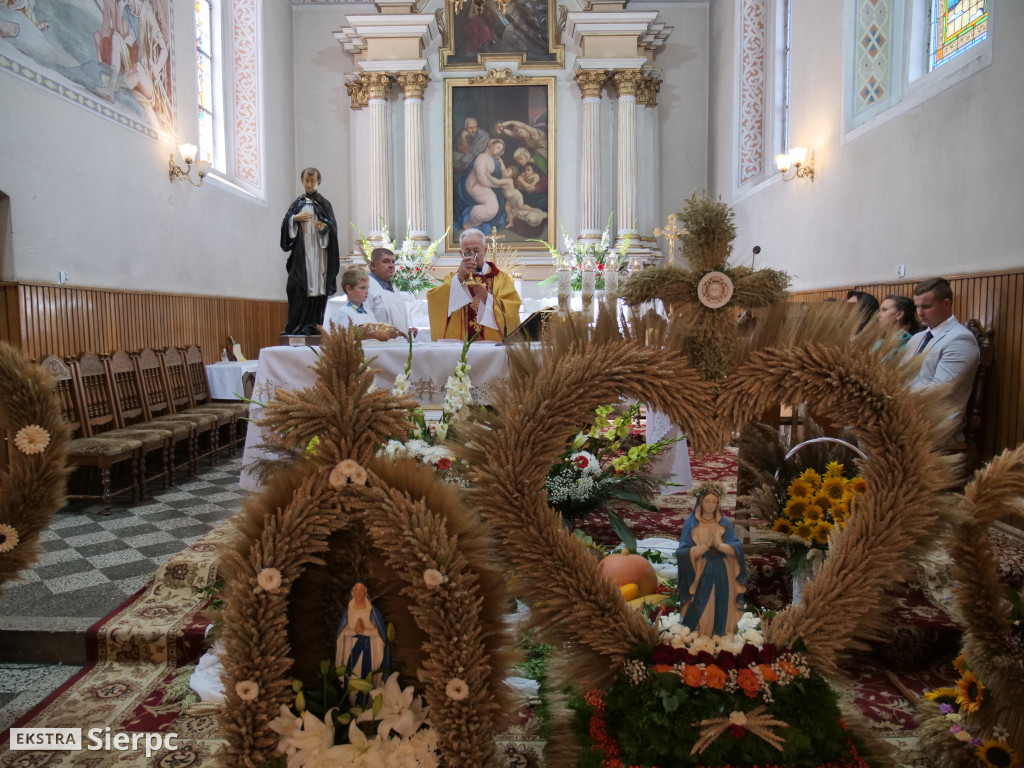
[427, 228, 521, 341]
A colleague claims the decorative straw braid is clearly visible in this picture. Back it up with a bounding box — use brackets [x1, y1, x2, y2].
[717, 338, 961, 675]
[456, 309, 720, 766]
[0, 343, 70, 595]
[217, 328, 512, 768]
[918, 444, 1024, 764]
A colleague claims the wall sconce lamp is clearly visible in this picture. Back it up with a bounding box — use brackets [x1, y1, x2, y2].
[775, 147, 815, 182]
[168, 143, 211, 187]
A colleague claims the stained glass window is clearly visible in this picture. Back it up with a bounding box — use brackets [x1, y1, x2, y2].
[930, 0, 987, 70]
[195, 0, 214, 162]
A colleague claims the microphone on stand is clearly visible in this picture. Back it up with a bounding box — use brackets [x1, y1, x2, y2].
[751, 245, 761, 269]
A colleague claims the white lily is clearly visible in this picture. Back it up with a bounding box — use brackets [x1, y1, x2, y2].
[336, 720, 385, 768]
[357, 674, 429, 739]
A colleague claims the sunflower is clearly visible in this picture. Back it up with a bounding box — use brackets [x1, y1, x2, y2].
[820, 476, 847, 501]
[784, 498, 808, 521]
[811, 521, 833, 545]
[924, 687, 958, 704]
[952, 654, 968, 673]
[797, 468, 822, 492]
[824, 460, 845, 478]
[772, 519, 794, 535]
[849, 476, 867, 494]
[975, 741, 1019, 768]
[814, 493, 834, 512]
[786, 478, 815, 500]
[794, 522, 814, 541]
[955, 670, 985, 713]
[803, 504, 824, 523]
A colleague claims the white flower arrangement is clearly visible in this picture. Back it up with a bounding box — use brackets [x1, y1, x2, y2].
[271, 675, 438, 768]
[657, 611, 765, 654]
[353, 219, 450, 294]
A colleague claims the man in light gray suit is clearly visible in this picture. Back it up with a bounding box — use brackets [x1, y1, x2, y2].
[903, 277, 980, 444]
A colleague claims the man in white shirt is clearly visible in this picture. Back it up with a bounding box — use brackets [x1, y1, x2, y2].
[903, 277, 980, 444]
[367, 248, 414, 336]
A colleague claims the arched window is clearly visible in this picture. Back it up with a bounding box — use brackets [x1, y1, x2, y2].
[191, 0, 264, 198]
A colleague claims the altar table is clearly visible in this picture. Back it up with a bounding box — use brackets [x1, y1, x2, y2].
[240, 340, 514, 490]
[205, 360, 260, 400]
[239, 339, 692, 493]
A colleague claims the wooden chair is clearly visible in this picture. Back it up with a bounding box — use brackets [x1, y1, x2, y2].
[69, 352, 176, 499]
[40, 355, 142, 512]
[133, 348, 216, 476]
[180, 345, 250, 455]
[950, 319, 994, 475]
[104, 350, 196, 490]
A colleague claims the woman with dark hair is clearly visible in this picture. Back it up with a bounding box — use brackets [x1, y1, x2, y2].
[875, 294, 922, 356]
[847, 290, 880, 335]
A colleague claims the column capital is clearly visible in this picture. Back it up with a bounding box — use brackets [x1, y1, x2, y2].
[637, 73, 661, 107]
[363, 71, 394, 101]
[396, 71, 430, 99]
[346, 77, 368, 110]
[574, 69, 608, 99]
[611, 68, 644, 97]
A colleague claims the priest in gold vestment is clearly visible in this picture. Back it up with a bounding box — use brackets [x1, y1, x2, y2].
[427, 228, 521, 341]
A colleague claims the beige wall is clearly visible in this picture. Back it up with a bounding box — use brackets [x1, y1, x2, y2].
[708, 0, 1024, 291]
[0, 0, 297, 300]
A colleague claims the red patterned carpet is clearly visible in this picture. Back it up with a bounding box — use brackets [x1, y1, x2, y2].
[3, 451, 1022, 768]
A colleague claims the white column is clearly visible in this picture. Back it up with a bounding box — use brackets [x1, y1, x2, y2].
[575, 70, 608, 243]
[364, 72, 393, 243]
[612, 70, 643, 251]
[397, 72, 430, 242]
[637, 71, 662, 256]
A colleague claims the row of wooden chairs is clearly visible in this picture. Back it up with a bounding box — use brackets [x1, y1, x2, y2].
[38, 345, 249, 512]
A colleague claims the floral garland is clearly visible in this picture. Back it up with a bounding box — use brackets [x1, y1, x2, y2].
[0, 345, 70, 595]
[378, 334, 472, 482]
[923, 654, 1023, 768]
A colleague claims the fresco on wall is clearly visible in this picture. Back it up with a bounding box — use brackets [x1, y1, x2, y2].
[0, 0, 174, 141]
[445, 72, 556, 252]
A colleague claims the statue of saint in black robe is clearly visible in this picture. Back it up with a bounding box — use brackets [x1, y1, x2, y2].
[280, 169, 340, 335]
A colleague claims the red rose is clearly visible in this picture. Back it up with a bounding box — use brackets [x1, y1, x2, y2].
[737, 644, 759, 668]
[716, 651, 737, 671]
[758, 644, 778, 664]
[436, 457, 452, 470]
[730, 724, 746, 739]
[696, 651, 717, 667]
[673, 647, 693, 665]
[651, 646, 674, 666]
[574, 455, 589, 469]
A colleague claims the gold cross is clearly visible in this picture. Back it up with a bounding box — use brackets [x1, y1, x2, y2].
[486, 231, 505, 253]
[653, 213, 684, 265]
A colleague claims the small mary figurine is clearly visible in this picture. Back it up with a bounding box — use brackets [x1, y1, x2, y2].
[676, 482, 748, 637]
[335, 581, 390, 682]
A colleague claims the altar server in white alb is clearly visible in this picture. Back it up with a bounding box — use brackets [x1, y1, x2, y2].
[325, 268, 378, 330]
[367, 248, 415, 336]
[902, 276, 980, 444]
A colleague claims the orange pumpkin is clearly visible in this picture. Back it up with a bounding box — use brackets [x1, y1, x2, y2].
[599, 549, 658, 597]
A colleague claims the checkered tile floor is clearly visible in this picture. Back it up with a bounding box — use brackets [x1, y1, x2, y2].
[0, 457, 246, 622]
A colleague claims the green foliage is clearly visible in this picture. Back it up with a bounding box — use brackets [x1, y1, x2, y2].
[571, 666, 859, 767]
[514, 629, 556, 740]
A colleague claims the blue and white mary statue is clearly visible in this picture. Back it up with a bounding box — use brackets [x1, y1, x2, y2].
[335, 581, 390, 680]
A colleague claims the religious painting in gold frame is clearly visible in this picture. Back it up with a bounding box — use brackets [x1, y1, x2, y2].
[444, 70, 556, 253]
[438, 0, 565, 71]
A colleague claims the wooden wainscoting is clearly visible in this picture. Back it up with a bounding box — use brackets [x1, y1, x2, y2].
[789, 267, 1024, 460]
[0, 282, 288, 364]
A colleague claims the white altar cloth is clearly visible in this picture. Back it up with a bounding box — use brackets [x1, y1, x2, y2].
[205, 360, 260, 400]
[240, 340, 515, 490]
[239, 339, 692, 494]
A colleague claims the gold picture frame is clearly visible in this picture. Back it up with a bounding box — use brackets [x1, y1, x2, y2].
[445, 70, 556, 253]
[438, 0, 565, 71]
